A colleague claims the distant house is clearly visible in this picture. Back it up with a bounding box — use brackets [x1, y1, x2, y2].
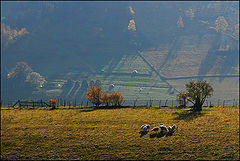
[109, 84, 115, 91]
[132, 70, 138, 76]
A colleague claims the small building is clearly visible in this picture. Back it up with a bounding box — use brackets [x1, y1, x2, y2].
[109, 84, 115, 90]
[132, 70, 138, 74]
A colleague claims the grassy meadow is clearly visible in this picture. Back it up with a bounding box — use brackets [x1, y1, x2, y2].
[1, 107, 239, 160]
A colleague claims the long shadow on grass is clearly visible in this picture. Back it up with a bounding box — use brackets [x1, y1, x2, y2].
[78, 106, 131, 113]
[79, 109, 95, 112]
[173, 110, 205, 121]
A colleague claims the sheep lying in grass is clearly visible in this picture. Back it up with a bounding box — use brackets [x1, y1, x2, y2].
[172, 124, 176, 131]
[160, 124, 168, 132]
[141, 124, 150, 131]
[139, 124, 150, 137]
[140, 124, 177, 138]
[166, 124, 177, 137]
[151, 127, 160, 132]
[168, 126, 172, 132]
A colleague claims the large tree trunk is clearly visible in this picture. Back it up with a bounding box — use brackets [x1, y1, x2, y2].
[193, 101, 202, 111]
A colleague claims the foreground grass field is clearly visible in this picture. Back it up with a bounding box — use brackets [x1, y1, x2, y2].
[1, 107, 239, 160]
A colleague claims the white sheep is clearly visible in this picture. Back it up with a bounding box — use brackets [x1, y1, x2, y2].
[160, 124, 168, 131]
[141, 124, 146, 129]
[142, 126, 148, 132]
[172, 124, 176, 131]
[151, 127, 160, 132]
[141, 124, 150, 131]
[168, 126, 172, 132]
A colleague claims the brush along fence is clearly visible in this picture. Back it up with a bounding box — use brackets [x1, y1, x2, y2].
[11, 100, 49, 108]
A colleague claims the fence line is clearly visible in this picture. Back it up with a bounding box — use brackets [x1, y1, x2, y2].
[1, 98, 239, 108]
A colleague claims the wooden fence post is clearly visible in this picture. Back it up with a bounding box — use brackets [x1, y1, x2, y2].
[81, 101, 83, 107]
[165, 100, 168, 106]
[171, 100, 173, 107]
[223, 100, 225, 107]
[159, 100, 161, 108]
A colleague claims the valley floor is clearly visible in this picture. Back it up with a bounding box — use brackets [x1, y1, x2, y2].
[1, 107, 239, 160]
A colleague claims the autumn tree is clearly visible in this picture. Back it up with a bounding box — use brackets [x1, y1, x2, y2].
[8, 62, 46, 88]
[49, 99, 57, 109]
[128, 19, 136, 31]
[8, 62, 33, 79]
[177, 16, 184, 28]
[129, 6, 135, 15]
[102, 93, 112, 106]
[215, 16, 228, 33]
[2, 23, 29, 49]
[182, 79, 214, 111]
[111, 92, 123, 106]
[85, 83, 103, 107]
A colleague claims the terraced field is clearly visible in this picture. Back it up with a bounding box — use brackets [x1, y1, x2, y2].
[48, 51, 176, 101]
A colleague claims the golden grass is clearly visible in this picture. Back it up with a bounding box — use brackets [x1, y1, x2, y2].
[1, 107, 239, 160]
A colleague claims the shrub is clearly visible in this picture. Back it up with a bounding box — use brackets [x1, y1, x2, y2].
[102, 93, 112, 106]
[111, 92, 123, 106]
[49, 99, 57, 109]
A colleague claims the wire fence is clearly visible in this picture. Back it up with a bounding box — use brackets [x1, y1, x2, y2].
[1, 98, 239, 108]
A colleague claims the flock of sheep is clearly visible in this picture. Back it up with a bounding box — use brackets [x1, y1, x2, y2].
[139, 124, 177, 138]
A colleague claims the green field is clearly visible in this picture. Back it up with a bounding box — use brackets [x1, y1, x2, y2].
[1, 107, 239, 160]
[46, 53, 176, 100]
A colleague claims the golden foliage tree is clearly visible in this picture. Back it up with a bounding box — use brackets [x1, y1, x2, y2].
[8, 62, 33, 79]
[129, 6, 135, 15]
[102, 93, 112, 106]
[49, 99, 57, 109]
[8, 62, 46, 87]
[111, 92, 123, 106]
[215, 16, 228, 33]
[177, 16, 184, 28]
[85, 83, 103, 107]
[128, 19, 136, 31]
[2, 23, 29, 49]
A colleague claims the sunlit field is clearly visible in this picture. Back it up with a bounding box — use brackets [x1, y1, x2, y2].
[1, 107, 239, 160]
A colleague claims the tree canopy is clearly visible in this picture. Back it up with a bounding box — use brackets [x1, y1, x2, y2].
[180, 79, 214, 111]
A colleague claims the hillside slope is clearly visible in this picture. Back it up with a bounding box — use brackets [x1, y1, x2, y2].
[1, 1, 239, 101]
